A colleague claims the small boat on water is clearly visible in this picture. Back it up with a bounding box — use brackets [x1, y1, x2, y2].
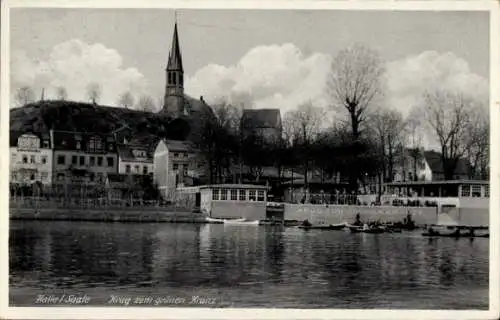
[299, 223, 347, 231]
[422, 230, 490, 238]
[349, 224, 385, 234]
[205, 217, 259, 225]
[223, 218, 260, 225]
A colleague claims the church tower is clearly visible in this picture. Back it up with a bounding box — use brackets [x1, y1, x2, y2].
[161, 22, 184, 116]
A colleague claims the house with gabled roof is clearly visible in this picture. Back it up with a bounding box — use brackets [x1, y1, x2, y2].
[241, 108, 282, 143]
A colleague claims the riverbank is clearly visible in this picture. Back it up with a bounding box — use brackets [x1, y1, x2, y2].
[10, 207, 208, 223]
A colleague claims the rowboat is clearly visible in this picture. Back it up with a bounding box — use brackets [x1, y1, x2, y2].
[298, 223, 347, 231]
[223, 218, 260, 225]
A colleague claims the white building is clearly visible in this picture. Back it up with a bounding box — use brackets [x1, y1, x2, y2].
[153, 139, 196, 201]
[10, 132, 53, 185]
[117, 143, 154, 176]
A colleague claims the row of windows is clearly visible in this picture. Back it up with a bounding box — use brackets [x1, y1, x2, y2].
[460, 185, 488, 198]
[173, 152, 188, 158]
[56, 172, 105, 182]
[11, 171, 49, 182]
[57, 154, 115, 167]
[172, 163, 188, 175]
[125, 164, 149, 174]
[14, 154, 48, 165]
[212, 189, 266, 202]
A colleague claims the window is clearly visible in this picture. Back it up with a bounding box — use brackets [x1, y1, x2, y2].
[173, 163, 179, 171]
[22, 155, 28, 164]
[174, 153, 179, 158]
[257, 190, 265, 201]
[230, 189, 238, 201]
[11, 153, 16, 164]
[180, 73, 183, 85]
[57, 173, 65, 181]
[107, 157, 114, 167]
[76, 141, 81, 150]
[41, 156, 47, 164]
[220, 189, 228, 200]
[90, 156, 95, 166]
[41, 172, 48, 181]
[126, 165, 131, 173]
[143, 166, 148, 174]
[238, 189, 246, 201]
[249, 190, 256, 201]
[173, 73, 177, 85]
[30, 174, 35, 181]
[485, 185, 490, 197]
[108, 143, 114, 152]
[471, 185, 482, 197]
[57, 155, 65, 165]
[461, 185, 471, 197]
[79, 156, 85, 166]
[135, 165, 140, 173]
[183, 166, 188, 176]
[212, 189, 220, 200]
[72, 155, 77, 165]
[87, 136, 104, 153]
[43, 140, 50, 148]
[30, 155, 35, 164]
[97, 156, 103, 166]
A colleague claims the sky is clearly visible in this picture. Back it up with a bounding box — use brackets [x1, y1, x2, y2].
[9, 8, 490, 148]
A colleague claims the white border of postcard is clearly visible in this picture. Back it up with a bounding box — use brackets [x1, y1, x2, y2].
[1, 1, 499, 319]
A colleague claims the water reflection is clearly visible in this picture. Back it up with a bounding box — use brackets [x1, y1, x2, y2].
[9, 221, 489, 309]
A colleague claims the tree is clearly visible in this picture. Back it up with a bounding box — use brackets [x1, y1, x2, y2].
[14, 86, 35, 107]
[404, 111, 424, 182]
[370, 108, 406, 183]
[136, 95, 156, 112]
[285, 102, 325, 197]
[327, 44, 385, 139]
[117, 91, 135, 109]
[56, 86, 68, 100]
[86, 82, 102, 104]
[420, 90, 479, 180]
[464, 107, 489, 179]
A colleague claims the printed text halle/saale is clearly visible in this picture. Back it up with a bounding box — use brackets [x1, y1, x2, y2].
[35, 294, 90, 304]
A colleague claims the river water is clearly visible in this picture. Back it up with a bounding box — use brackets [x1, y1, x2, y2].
[9, 221, 489, 309]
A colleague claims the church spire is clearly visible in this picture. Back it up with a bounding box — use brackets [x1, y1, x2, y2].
[162, 20, 185, 117]
[167, 22, 183, 72]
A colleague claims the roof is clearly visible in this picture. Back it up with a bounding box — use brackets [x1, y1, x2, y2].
[241, 109, 281, 129]
[167, 23, 183, 71]
[385, 180, 489, 186]
[116, 144, 153, 163]
[199, 184, 270, 190]
[423, 151, 470, 175]
[164, 139, 193, 152]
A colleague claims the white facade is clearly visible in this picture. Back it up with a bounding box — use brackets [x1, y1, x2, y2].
[10, 133, 53, 185]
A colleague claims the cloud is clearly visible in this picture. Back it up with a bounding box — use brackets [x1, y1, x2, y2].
[185, 43, 332, 115]
[10, 39, 149, 106]
[386, 51, 489, 115]
[385, 51, 489, 150]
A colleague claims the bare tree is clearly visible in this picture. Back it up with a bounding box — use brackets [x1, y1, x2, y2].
[370, 108, 406, 187]
[136, 95, 156, 112]
[327, 44, 385, 139]
[86, 82, 102, 104]
[14, 86, 35, 107]
[464, 107, 489, 179]
[56, 86, 68, 100]
[420, 89, 479, 180]
[404, 110, 425, 181]
[117, 91, 135, 109]
[286, 102, 325, 198]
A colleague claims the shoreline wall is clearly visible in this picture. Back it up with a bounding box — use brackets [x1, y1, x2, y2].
[284, 204, 489, 227]
[9, 207, 207, 223]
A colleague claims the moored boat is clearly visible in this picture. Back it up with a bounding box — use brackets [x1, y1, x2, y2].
[299, 223, 347, 231]
[223, 218, 260, 225]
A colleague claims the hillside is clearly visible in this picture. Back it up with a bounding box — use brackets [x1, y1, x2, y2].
[9, 98, 215, 146]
